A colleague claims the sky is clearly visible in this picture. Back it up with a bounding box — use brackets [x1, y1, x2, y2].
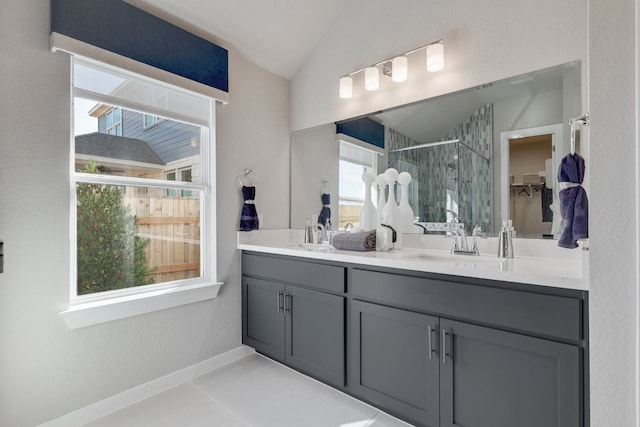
[74, 98, 98, 135]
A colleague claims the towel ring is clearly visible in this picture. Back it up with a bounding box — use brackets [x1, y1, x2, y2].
[239, 168, 257, 187]
[569, 113, 589, 155]
[320, 180, 331, 195]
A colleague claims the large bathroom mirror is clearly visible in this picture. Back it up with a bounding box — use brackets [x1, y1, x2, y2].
[291, 61, 582, 237]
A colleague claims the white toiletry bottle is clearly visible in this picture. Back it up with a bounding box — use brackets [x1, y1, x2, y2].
[397, 171, 415, 233]
[375, 174, 388, 228]
[360, 171, 377, 230]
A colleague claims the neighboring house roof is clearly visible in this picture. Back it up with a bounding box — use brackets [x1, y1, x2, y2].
[75, 133, 165, 165]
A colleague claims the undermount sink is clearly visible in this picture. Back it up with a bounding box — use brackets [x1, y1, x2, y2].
[295, 243, 335, 252]
[405, 251, 506, 265]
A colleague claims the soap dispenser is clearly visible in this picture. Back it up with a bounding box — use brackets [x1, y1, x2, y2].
[376, 215, 396, 251]
[498, 220, 515, 258]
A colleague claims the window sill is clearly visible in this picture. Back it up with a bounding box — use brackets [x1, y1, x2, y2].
[61, 281, 223, 329]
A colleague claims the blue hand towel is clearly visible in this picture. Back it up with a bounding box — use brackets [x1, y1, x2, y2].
[557, 153, 588, 248]
[240, 186, 259, 231]
[318, 193, 331, 226]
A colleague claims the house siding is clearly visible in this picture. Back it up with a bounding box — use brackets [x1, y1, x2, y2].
[97, 109, 200, 163]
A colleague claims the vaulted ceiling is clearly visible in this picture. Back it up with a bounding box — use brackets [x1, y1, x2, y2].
[135, 0, 348, 79]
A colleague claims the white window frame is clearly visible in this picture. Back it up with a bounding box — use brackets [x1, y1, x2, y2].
[337, 135, 383, 227]
[143, 113, 163, 128]
[62, 57, 221, 329]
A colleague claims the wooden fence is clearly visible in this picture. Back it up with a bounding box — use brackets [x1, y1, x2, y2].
[125, 194, 200, 284]
[338, 204, 361, 230]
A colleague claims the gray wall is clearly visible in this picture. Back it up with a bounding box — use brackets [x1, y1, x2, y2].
[0, 1, 290, 426]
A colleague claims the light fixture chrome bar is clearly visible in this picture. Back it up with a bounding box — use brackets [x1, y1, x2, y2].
[343, 39, 443, 78]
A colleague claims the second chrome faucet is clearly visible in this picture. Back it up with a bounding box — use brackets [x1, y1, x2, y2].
[451, 225, 481, 256]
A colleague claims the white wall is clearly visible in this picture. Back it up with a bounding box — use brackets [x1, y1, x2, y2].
[290, 124, 339, 229]
[492, 90, 564, 226]
[0, 1, 290, 425]
[291, 0, 588, 132]
[291, 0, 637, 426]
[588, 0, 638, 426]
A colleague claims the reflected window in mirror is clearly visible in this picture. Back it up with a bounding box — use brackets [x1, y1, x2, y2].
[338, 141, 378, 229]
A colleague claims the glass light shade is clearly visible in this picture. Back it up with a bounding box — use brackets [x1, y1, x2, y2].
[364, 67, 379, 91]
[391, 56, 408, 82]
[339, 76, 353, 99]
[426, 42, 444, 72]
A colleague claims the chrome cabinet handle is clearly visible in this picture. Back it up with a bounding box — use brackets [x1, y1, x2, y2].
[428, 325, 434, 360]
[442, 328, 447, 364]
[284, 293, 291, 312]
[277, 290, 284, 313]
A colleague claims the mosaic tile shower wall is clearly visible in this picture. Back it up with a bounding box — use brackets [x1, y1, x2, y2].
[388, 104, 493, 232]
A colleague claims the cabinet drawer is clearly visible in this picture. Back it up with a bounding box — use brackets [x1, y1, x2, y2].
[350, 269, 582, 342]
[242, 252, 345, 294]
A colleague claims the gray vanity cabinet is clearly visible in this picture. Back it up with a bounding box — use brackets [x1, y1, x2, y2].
[242, 253, 346, 388]
[243, 277, 286, 360]
[440, 319, 580, 427]
[349, 268, 585, 427]
[242, 253, 587, 427]
[349, 300, 440, 426]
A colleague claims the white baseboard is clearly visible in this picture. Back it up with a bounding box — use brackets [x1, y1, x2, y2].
[38, 345, 255, 427]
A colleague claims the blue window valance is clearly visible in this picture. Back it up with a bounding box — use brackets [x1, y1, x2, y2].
[336, 118, 385, 149]
[51, 0, 229, 102]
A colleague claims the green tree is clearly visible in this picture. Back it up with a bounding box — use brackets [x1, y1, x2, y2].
[76, 160, 154, 295]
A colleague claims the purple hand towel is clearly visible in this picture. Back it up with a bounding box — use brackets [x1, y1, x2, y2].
[557, 153, 588, 248]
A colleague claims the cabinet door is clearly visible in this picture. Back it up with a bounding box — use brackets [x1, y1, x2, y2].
[285, 286, 345, 387]
[242, 277, 285, 361]
[349, 300, 440, 427]
[440, 319, 580, 427]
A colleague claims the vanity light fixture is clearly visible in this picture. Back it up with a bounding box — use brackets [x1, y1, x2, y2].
[338, 39, 444, 99]
[391, 56, 408, 82]
[364, 66, 379, 91]
[426, 41, 444, 72]
[339, 76, 353, 99]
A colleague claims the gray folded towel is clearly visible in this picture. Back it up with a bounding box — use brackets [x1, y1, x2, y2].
[332, 230, 376, 251]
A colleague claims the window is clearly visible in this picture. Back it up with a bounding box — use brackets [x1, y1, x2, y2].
[165, 168, 192, 197]
[106, 107, 122, 135]
[143, 113, 162, 128]
[338, 140, 380, 229]
[65, 58, 219, 328]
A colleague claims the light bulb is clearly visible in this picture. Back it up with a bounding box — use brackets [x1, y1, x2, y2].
[426, 42, 444, 72]
[339, 76, 353, 99]
[364, 67, 379, 91]
[392, 56, 408, 82]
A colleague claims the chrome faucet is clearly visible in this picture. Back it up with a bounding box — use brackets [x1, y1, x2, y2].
[451, 225, 480, 256]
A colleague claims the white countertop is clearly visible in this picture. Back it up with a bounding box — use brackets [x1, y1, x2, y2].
[238, 229, 589, 291]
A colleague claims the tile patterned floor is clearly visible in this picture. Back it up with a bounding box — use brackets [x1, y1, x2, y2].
[85, 353, 413, 426]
